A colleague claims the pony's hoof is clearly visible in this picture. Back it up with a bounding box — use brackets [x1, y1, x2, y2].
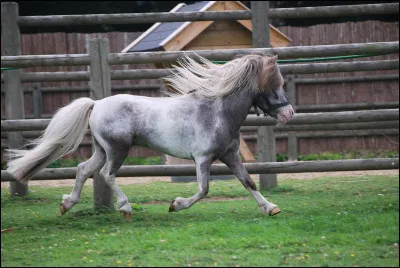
[269, 207, 281, 216]
[120, 211, 132, 221]
[169, 200, 175, 212]
[60, 204, 67, 216]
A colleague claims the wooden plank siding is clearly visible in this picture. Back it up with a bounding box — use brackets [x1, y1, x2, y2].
[184, 22, 253, 49]
[1, 20, 399, 161]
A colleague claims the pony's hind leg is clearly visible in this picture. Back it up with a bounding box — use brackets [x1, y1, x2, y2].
[220, 151, 280, 216]
[98, 146, 132, 220]
[60, 140, 106, 215]
[169, 156, 213, 212]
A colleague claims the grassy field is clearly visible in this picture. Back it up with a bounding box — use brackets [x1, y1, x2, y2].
[1, 174, 398, 267]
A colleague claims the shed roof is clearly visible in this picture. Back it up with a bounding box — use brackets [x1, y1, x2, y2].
[122, 1, 291, 53]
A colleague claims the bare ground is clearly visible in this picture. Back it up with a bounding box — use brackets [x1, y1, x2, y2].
[2, 170, 398, 188]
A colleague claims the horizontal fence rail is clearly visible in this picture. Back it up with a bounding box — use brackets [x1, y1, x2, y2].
[270, 121, 399, 132]
[2, 109, 398, 132]
[279, 60, 399, 75]
[240, 121, 400, 132]
[295, 74, 399, 84]
[1, 122, 398, 140]
[242, 109, 399, 126]
[295, 102, 399, 112]
[5, 104, 397, 120]
[1, 158, 398, 181]
[0, 84, 161, 94]
[2, 59, 398, 83]
[16, 3, 399, 27]
[1, 75, 397, 94]
[108, 60, 399, 81]
[109, 42, 400, 65]
[1, 42, 399, 67]
[243, 129, 399, 140]
[3, 129, 397, 149]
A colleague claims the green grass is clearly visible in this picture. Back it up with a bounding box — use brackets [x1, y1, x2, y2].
[1, 175, 399, 267]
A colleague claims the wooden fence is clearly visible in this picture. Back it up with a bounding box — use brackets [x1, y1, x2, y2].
[1, 72, 398, 161]
[1, 2, 399, 208]
[1, 158, 398, 182]
[16, 3, 398, 26]
[3, 74, 398, 117]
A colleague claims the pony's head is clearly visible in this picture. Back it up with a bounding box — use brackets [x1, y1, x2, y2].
[163, 53, 294, 123]
[253, 55, 294, 124]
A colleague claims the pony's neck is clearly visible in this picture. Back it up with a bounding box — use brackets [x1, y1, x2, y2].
[221, 88, 254, 133]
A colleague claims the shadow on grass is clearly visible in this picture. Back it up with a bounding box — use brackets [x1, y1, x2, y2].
[1, 196, 53, 205]
[20, 201, 287, 233]
[266, 185, 296, 194]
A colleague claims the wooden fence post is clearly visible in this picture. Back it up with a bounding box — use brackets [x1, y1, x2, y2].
[88, 38, 114, 210]
[251, 1, 277, 190]
[32, 83, 42, 118]
[286, 75, 298, 161]
[2, 2, 28, 196]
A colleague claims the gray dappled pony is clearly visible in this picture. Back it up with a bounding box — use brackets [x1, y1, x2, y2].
[6, 54, 294, 220]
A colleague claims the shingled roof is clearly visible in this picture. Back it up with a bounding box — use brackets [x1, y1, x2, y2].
[122, 1, 291, 53]
[122, 1, 212, 52]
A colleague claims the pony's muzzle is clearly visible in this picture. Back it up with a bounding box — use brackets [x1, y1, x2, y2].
[277, 105, 295, 124]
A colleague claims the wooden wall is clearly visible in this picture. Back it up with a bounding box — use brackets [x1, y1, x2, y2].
[184, 20, 253, 50]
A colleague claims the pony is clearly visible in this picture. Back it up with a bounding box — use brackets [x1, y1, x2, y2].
[6, 54, 294, 220]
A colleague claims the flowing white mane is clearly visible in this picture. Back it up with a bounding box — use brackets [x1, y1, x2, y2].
[163, 54, 277, 99]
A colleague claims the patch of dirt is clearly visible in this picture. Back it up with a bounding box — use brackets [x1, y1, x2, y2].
[1, 170, 397, 188]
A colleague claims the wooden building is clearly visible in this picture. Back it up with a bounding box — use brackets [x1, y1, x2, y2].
[122, 1, 291, 53]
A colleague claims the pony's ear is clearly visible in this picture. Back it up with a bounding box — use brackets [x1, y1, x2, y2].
[259, 55, 281, 92]
[270, 55, 278, 62]
[232, 54, 247, 60]
[261, 55, 278, 67]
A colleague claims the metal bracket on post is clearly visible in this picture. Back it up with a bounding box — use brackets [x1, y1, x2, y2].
[2, 2, 28, 196]
[88, 38, 114, 210]
[251, 1, 277, 190]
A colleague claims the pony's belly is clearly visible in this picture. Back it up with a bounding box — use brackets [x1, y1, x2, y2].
[133, 135, 193, 160]
[160, 149, 193, 160]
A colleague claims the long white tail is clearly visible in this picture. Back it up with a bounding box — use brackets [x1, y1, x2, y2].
[6, 97, 96, 183]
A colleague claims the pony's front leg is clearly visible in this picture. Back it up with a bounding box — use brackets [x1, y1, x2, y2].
[169, 156, 212, 212]
[220, 152, 281, 216]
